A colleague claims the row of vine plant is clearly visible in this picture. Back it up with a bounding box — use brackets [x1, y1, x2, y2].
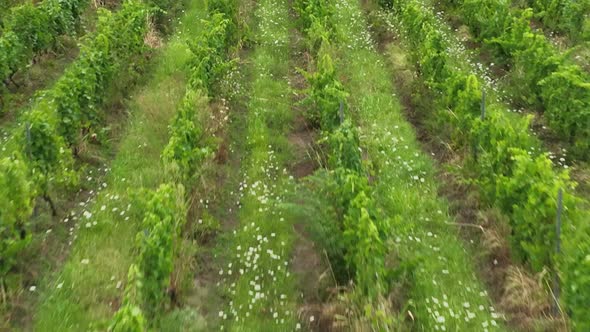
[0, 0, 23, 28]
[0, 0, 88, 100]
[108, 0, 240, 329]
[523, 0, 590, 42]
[0, 0, 150, 296]
[378, 0, 590, 329]
[296, 0, 401, 329]
[434, 0, 590, 159]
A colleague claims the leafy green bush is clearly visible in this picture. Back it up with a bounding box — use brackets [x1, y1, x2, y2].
[303, 52, 348, 130]
[4, 0, 148, 222]
[343, 191, 389, 299]
[0, 156, 34, 278]
[136, 184, 186, 315]
[187, 13, 234, 93]
[0, 0, 87, 87]
[19, 108, 78, 200]
[527, 0, 590, 41]
[460, 0, 511, 43]
[294, 0, 335, 49]
[112, 1, 238, 327]
[494, 149, 574, 271]
[5, 4, 52, 54]
[443, 73, 482, 143]
[162, 90, 211, 183]
[51, 0, 149, 147]
[380, 0, 590, 327]
[325, 119, 363, 172]
[298, 3, 393, 302]
[389, 0, 583, 272]
[110, 264, 146, 332]
[562, 214, 590, 331]
[209, 0, 240, 46]
[469, 112, 536, 185]
[540, 65, 590, 154]
[440, 0, 590, 158]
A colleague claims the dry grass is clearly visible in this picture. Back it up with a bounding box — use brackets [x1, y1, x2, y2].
[500, 266, 568, 331]
[478, 209, 510, 256]
[144, 20, 164, 49]
[501, 266, 550, 316]
[475, 209, 568, 331]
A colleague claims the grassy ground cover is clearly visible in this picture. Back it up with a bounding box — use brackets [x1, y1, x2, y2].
[213, 0, 302, 330]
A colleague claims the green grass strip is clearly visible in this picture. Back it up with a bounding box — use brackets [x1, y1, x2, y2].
[216, 0, 300, 330]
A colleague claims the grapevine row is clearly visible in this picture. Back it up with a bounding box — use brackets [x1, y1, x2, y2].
[299, 0, 503, 329]
[0, 0, 87, 95]
[436, 0, 590, 159]
[0, 0, 21, 27]
[524, 0, 590, 42]
[298, 0, 390, 304]
[0, 0, 149, 292]
[110, 3, 238, 329]
[380, 0, 590, 329]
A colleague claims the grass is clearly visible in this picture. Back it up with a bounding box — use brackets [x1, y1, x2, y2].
[31, 1, 208, 329]
[212, 0, 302, 330]
[325, 0, 504, 330]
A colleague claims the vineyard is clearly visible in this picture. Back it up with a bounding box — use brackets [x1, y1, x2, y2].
[0, 0, 588, 331]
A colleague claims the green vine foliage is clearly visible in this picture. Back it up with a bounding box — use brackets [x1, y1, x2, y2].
[443, 73, 481, 144]
[539, 65, 590, 154]
[494, 149, 575, 271]
[380, 0, 590, 327]
[562, 212, 590, 332]
[393, 0, 582, 272]
[325, 119, 363, 173]
[209, 0, 240, 47]
[163, 7, 238, 184]
[0, 156, 34, 278]
[439, 0, 590, 158]
[469, 112, 536, 186]
[51, 0, 149, 147]
[3, 0, 149, 222]
[488, 9, 561, 106]
[303, 52, 348, 130]
[527, 0, 590, 41]
[110, 264, 147, 332]
[136, 184, 186, 316]
[343, 191, 389, 300]
[460, 0, 512, 42]
[0, 0, 87, 87]
[162, 90, 211, 184]
[0, 0, 20, 27]
[294, 0, 335, 49]
[0, 0, 148, 296]
[187, 13, 234, 93]
[297, 6, 392, 303]
[112, 2, 237, 327]
[19, 108, 78, 196]
[5, 3, 52, 55]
